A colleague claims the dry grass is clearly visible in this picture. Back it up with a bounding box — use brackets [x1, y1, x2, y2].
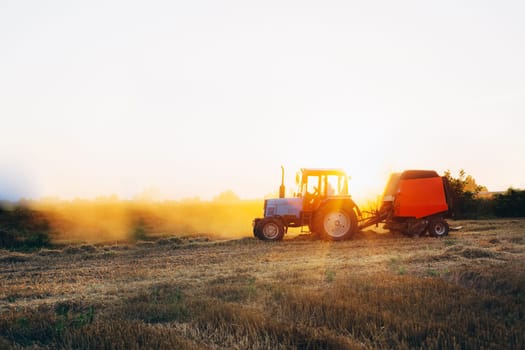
[0, 219, 524, 349]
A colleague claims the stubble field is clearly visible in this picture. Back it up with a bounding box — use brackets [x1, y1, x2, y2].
[1, 219, 524, 349]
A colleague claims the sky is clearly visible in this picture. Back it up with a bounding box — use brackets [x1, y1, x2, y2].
[1, 0, 524, 202]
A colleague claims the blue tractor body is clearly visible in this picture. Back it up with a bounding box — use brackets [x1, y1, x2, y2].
[264, 198, 303, 218]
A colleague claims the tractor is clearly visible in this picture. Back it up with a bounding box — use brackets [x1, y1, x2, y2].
[253, 167, 360, 241]
[252, 168, 453, 241]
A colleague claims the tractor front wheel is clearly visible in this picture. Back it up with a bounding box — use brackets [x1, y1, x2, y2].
[255, 218, 285, 241]
[313, 205, 357, 241]
[428, 220, 449, 237]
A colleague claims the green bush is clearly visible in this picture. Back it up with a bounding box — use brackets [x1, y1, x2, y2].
[494, 188, 525, 217]
[0, 205, 51, 250]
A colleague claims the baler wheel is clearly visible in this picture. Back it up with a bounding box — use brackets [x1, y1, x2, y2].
[428, 220, 449, 237]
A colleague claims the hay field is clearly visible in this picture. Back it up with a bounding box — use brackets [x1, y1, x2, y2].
[1, 219, 524, 349]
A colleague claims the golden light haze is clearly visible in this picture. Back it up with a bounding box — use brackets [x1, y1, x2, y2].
[30, 198, 262, 243]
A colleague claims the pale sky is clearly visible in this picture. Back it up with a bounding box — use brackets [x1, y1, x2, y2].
[1, 1, 524, 202]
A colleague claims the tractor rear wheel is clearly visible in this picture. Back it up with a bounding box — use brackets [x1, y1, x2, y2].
[253, 219, 260, 237]
[313, 204, 357, 240]
[255, 218, 284, 241]
[428, 220, 449, 237]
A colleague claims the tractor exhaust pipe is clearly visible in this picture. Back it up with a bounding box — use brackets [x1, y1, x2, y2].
[279, 166, 285, 198]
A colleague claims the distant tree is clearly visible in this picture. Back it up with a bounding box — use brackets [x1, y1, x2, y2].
[213, 190, 240, 202]
[493, 188, 525, 217]
[134, 187, 162, 202]
[444, 170, 487, 218]
[464, 175, 488, 193]
[444, 170, 483, 195]
[441, 170, 524, 219]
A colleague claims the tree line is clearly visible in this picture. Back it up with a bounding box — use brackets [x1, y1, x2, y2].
[444, 170, 525, 219]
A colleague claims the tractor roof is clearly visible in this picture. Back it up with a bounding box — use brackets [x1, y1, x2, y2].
[300, 168, 348, 176]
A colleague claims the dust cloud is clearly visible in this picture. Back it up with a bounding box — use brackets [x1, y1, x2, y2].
[27, 198, 262, 243]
